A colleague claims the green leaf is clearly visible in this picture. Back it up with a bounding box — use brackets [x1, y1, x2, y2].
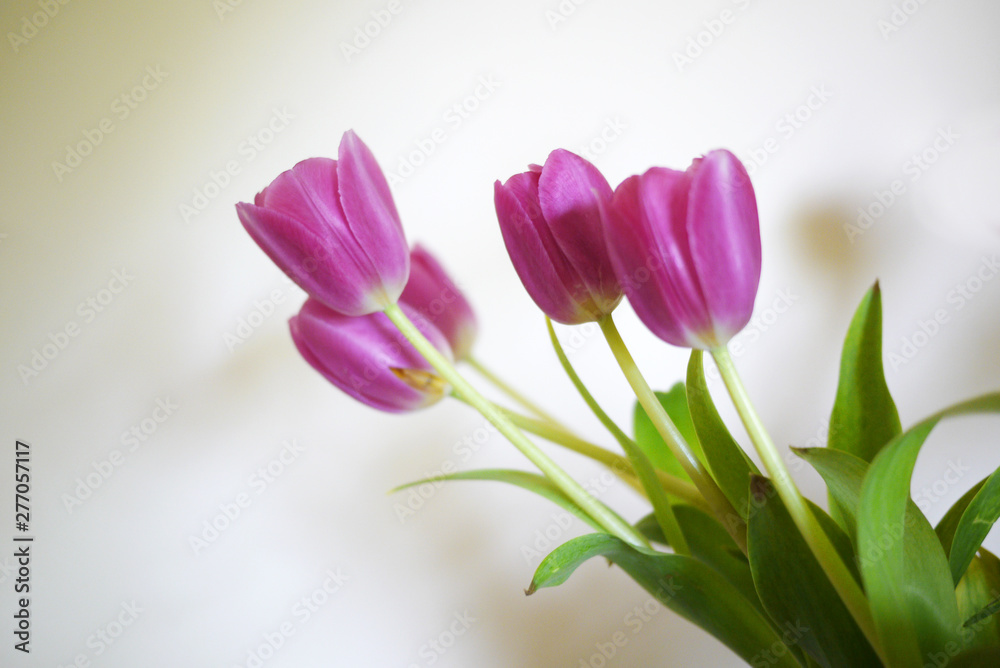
[949, 646, 1000, 667]
[686, 350, 760, 522]
[633, 384, 704, 482]
[936, 477, 989, 557]
[392, 469, 605, 532]
[947, 466, 1000, 585]
[528, 533, 801, 668]
[857, 392, 1000, 665]
[747, 476, 880, 667]
[955, 548, 1000, 649]
[828, 282, 902, 464]
[792, 446, 872, 546]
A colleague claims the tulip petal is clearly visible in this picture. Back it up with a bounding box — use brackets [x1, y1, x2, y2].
[337, 130, 409, 303]
[686, 150, 761, 342]
[637, 167, 715, 345]
[237, 202, 383, 316]
[539, 150, 621, 315]
[495, 175, 591, 324]
[400, 245, 477, 360]
[290, 299, 450, 413]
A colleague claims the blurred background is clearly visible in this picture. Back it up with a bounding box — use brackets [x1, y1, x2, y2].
[2, 0, 999, 665]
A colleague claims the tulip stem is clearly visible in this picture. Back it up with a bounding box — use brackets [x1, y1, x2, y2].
[384, 303, 650, 549]
[548, 318, 690, 555]
[598, 314, 747, 553]
[466, 355, 560, 425]
[711, 346, 885, 660]
[500, 408, 710, 513]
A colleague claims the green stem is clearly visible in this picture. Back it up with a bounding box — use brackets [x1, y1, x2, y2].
[384, 303, 649, 549]
[599, 314, 747, 553]
[466, 355, 560, 425]
[548, 318, 690, 555]
[711, 347, 885, 662]
[501, 407, 710, 513]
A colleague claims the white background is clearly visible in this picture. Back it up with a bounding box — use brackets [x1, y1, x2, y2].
[2, 0, 1000, 666]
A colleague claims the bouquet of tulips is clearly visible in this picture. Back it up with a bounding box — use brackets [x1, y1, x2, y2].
[236, 131, 1000, 667]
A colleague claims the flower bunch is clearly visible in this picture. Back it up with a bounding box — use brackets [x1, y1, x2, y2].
[238, 131, 1000, 667]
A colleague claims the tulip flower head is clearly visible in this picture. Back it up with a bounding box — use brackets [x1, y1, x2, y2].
[236, 130, 409, 317]
[494, 149, 623, 325]
[400, 244, 478, 360]
[289, 298, 452, 413]
[602, 149, 761, 350]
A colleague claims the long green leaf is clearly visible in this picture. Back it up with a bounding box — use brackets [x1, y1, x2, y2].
[687, 350, 759, 522]
[857, 392, 1000, 665]
[392, 469, 605, 532]
[747, 476, 881, 667]
[955, 548, 1000, 649]
[936, 477, 989, 557]
[635, 505, 768, 617]
[828, 282, 902, 463]
[792, 446, 871, 546]
[947, 466, 1000, 585]
[528, 533, 801, 668]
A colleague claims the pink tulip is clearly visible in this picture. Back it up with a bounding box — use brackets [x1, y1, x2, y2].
[494, 149, 623, 324]
[602, 149, 761, 349]
[289, 298, 452, 413]
[400, 245, 477, 360]
[237, 131, 409, 316]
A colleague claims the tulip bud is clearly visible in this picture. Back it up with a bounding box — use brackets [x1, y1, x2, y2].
[494, 149, 623, 324]
[236, 130, 409, 316]
[399, 244, 477, 360]
[289, 298, 452, 412]
[602, 149, 761, 349]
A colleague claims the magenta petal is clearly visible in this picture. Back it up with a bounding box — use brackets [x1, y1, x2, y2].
[686, 150, 761, 342]
[290, 299, 451, 413]
[538, 150, 621, 314]
[236, 202, 382, 316]
[337, 130, 409, 303]
[400, 244, 477, 360]
[494, 176, 590, 324]
[604, 175, 689, 346]
[636, 167, 714, 344]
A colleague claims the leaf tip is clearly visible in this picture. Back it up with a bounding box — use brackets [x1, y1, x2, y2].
[524, 582, 537, 596]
